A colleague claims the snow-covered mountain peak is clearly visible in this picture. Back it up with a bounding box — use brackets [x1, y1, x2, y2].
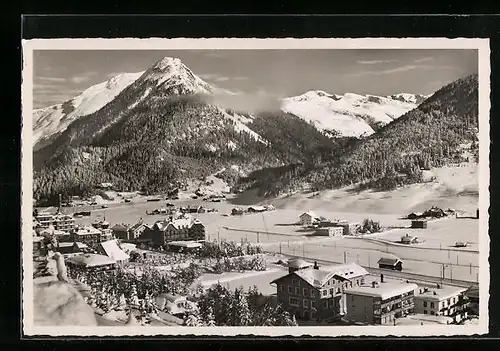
[151, 56, 183, 71]
[33, 71, 143, 146]
[105, 72, 144, 90]
[141, 56, 213, 95]
[282, 90, 427, 138]
[387, 93, 430, 105]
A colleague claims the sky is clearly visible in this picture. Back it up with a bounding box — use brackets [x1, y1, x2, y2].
[33, 49, 478, 110]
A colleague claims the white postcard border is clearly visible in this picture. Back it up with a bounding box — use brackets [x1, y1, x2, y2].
[21, 37, 490, 337]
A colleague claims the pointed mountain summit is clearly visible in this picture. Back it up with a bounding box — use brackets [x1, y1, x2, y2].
[136, 57, 213, 95]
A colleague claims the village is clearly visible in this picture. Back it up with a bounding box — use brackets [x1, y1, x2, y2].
[32, 186, 480, 327]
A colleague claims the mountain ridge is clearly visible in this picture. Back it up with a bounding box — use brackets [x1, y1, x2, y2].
[32, 56, 475, 206]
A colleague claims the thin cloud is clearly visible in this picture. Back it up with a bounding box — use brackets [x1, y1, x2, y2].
[199, 73, 220, 80]
[233, 76, 249, 81]
[214, 76, 230, 83]
[347, 64, 460, 77]
[71, 75, 91, 84]
[37, 76, 67, 83]
[204, 52, 224, 58]
[414, 57, 434, 63]
[356, 59, 398, 65]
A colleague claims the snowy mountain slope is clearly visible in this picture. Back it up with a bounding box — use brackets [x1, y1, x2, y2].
[281, 90, 429, 138]
[33, 57, 262, 149]
[33, 72, 144, 146]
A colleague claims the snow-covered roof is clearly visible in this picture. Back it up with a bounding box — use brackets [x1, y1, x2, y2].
[100, 240, 130, 262]
[248, 205, 266, 211]
[74, 226, 102, 236]
[272, 263, 368, 288]
[74, 242, 88, 249]
[396, 314, 453, 326]
[58, 242, 75, 248]
[345, 281, 418, 300]
[168, 241, 202, 248]
[111, 223, 128, 231]
[414, 286, 467, 302]
[287, 258, 313, 269]
[378, 257, 403, 266]
[300, 211, 319, 219]
[66, 254, 116, 267]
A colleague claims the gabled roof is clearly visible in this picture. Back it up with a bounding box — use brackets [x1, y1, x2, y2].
[100, 240, 130, 261]
[111, 223, 128, 231]
[129, 221, 145, 231]
[377, 257, 403, 266]
[248, 205, 266, 211]
[300, 211, 318, 219]
[58, 242, 75, 248]
[271, 263, 368, 288]
[287, 258, 313, 269]
[66, 253, 116, 267]
[74, 242, 88, 249]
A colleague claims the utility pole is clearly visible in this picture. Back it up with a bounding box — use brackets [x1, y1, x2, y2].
[470, 263, 472, 275]
[257, 232, 260, 243]
[279, 242, 282, 255]
[442, 264, 445, 280]
[457, 254, 459, 266]
[344, 251, 347, 263]
[357, 253, 359, 264]
[302, 244, 305, 259]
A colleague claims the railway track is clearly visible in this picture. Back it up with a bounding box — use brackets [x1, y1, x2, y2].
[271, 252, 478, 288]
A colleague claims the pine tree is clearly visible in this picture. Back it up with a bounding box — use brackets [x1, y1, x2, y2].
[129, 283, 140, 307]
[231, 287, 252, 326]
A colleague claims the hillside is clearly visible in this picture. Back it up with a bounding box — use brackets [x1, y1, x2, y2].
[240, 74, 479, 197]
[281, 90, 428, 138]
[33, 72, 143, 149]
[33, 58, 339, 205]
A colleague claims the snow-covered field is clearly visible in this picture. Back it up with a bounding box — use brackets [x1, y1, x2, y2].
[270, 163, 478, 215]
[67, 161, 479, 283]
[371, 218, 479, 250]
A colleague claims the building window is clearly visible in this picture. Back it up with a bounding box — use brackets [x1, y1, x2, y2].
[327, 280, 330, 286]
[337, 287, 341, 294]
[289, 298, 300, 306]
[311, 301, 316, 309]
[330, 288, 334, 295]
[303, 299, 309, 308]
[303, 288, 308, 296]
[424, 310, 428, 314]
[280, 285, 285, 292]
[292, 279, 297, 286]
[431, 311, 435, 315]
[447, 299, 450, 306]
[311, 290, 315, 298]
[430, 302, 435, 309]
[295, 287, 300, 295]
[322, 290, 327, 296]
[288, 286, 292, 294]
[323, 300, 328, 308]
[453, 297, 456, 304]
[311, 311, 316, 319]
[423, 301, 428, 307]
[349, 281, 353, 288]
